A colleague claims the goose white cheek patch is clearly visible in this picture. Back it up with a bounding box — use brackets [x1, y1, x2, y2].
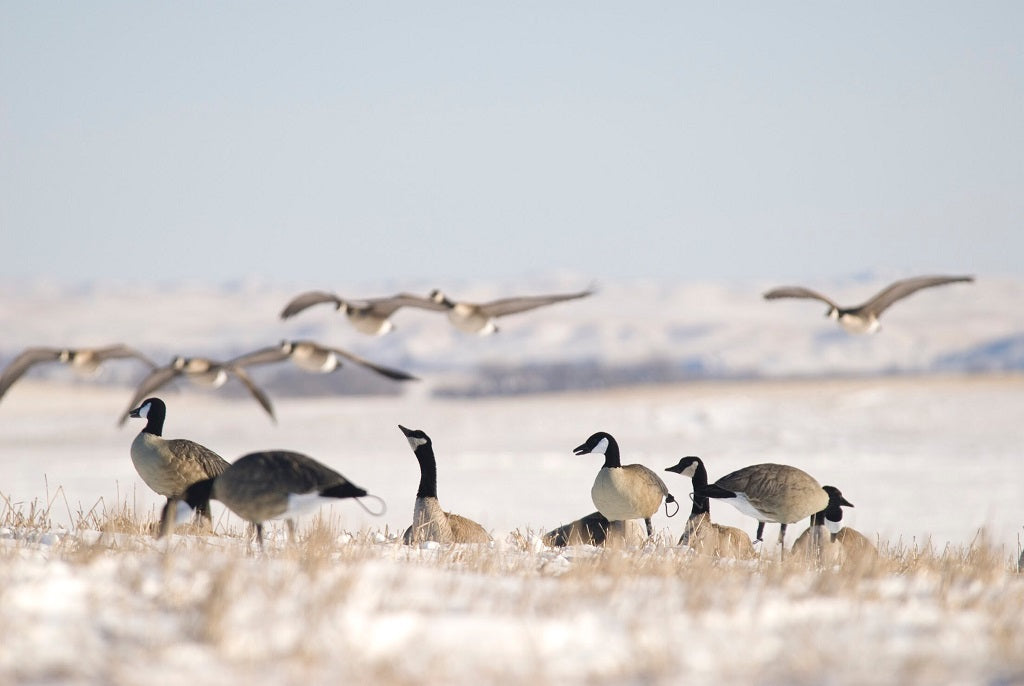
[406, 436, 428, 450]
[138, 403, 150, 419]
[591, 437, 609, 455]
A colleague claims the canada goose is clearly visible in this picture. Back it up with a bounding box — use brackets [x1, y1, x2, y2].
[0, 345, 156, 403]
[162, 449, 376, 550]
[703, 462, 829, 554]
[279, 291, 444, 335]
[664, 456, 755, 559]
[228, 339, 417, 381]
[573, 431, 676, 538]
[128, 397, 230, 529]
[428, 287, 594, 334]
[118, 355, 275, 425]
[763, 274, 974, 334]
[790, 485, 853, 563]
[398, 425, 491, 544]
[833, 527, 879, 565]
[543, 513, 648, 548]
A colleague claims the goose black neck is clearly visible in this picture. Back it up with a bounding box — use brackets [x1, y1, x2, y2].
[142, 405, 166, 436]
[685, 459, 710, 515]
[414, 446, 438, 498]
[601, 438, 622, 469]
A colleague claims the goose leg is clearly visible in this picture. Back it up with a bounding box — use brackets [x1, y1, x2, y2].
[286, 519, 297, 544]
[255, 523, 265, 552]
[755, 521, 765, 542]
[778, 523, 788, 560]
[644, 518, 654, 538]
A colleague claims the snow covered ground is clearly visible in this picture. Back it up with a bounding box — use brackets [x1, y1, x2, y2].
[1, 375, 1023, 685]
[1, 276, 1023, 684]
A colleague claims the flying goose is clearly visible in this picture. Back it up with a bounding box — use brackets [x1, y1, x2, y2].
[118, 355, 275, 425]
[428, 287, 594, 334]
[573, 431, 676, 538]
[664, 456, 755, 559]
[763, 274, 974, 334]
[127, 397, 230, 530]
[790, 485, 853, 564]
[162, 449, 377, 549]
[398, 425, 491, 544]
[279, 291, 444, 335]
[0, 345, 156, 403]
[228, 339, 418, 381]
[702, 462, 829, 555]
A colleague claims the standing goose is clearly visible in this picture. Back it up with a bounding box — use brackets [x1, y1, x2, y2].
[398, 425, 491, 544]
[791, 485, 854, 563]
[428, 286, 594, 335]
[118, 355, 275, 425]
[664, 456, 755, 559]
[0, 345, 155, 403]
[763, 274, 974, 334]
[162, 449, 377, 549]
[279, 291, 444, 335]
[128, 397, 230, 529]
[703, 462, 828, 554]
[574, 431, 676, 538]
[228, 339, 417, 381]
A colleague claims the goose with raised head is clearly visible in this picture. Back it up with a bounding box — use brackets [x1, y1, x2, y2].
[791, 485, 854, 563]
[665, 456, 755, 559]
[229, 339, 418, 381]
[428, 287, 593, 335]
[279, 291, 444, 335]
[703, 462, 828, 555]
[763, 274, 974, 334]
[399, 425, 491, 544]
[118, 355, 275, 425]
[128, 397, 230, 530]
[1, 345, 156, 403]
[574, 431, 676, 538]
[162, 449, 378, 549]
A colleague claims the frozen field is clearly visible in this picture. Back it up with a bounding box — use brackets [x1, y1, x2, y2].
[1, 374, 1023, 685]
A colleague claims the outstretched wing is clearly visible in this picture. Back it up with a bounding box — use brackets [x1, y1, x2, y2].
[225, 365, 276, 422]
[860, 275, 974, 315]
[227, 346, 290, 368]
[762, 286, 840, 309]
[92, 344, 158, 368]
[325, 345, 418, 381]
[0, 348, 62, 401]
[118, 365, 181, 425]
[365, 292, 448, 316]
[279, 291, 342, 319]
[478, 288, 594, 318]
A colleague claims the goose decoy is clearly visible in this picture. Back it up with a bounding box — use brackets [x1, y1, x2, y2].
[127, 397, 230, 530]
[763, 274, 974, 334]
[398, 425, 491, 544]
[118, 355, 275, 425]
[228, 340, 418, 382]
[162, 449, 378, 549]
[428, 286, 594, 335]
[664, 456, 755, 559]
[702, 462, 828, 555]
[790, 485, 853, 564]
[0, 345, 156, 403]
[573, 431, 676, 538]
[279, 291, 444, 335]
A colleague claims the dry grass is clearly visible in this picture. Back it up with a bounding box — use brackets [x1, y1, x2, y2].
[2, 494, 1024, 685]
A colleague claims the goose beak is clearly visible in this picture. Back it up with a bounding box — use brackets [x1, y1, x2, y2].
[841, 496, 854, 508]
[398, 424, 414, 437]
[665, 461, 685, 473]
[572, 443, 589, 455]
[128, 406, 142, 418]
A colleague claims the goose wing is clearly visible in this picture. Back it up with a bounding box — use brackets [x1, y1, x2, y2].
[231, 450, 364, 496]
[118, 364, 181, 425]
[322, 345, 418, 381]
[225, 365, 276, 422]
[858, 275, 974, 315]
[624, 463, 671, 496]
[762, 286, 840, 309]
[0, 348, 62, 400]
[364, 293, 448, 316]
[92, 345, 158, 368]
[163, 438, 231, 482]
[279, 290, 343, 319]
[477, 288, 594, 318]
[227, 346, 290, 368]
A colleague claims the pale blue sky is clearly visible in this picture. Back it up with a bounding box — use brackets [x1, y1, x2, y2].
[2, 2, 1021, 286]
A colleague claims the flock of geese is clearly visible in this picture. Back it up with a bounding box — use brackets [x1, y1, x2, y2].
[7, 275, 979, 561]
